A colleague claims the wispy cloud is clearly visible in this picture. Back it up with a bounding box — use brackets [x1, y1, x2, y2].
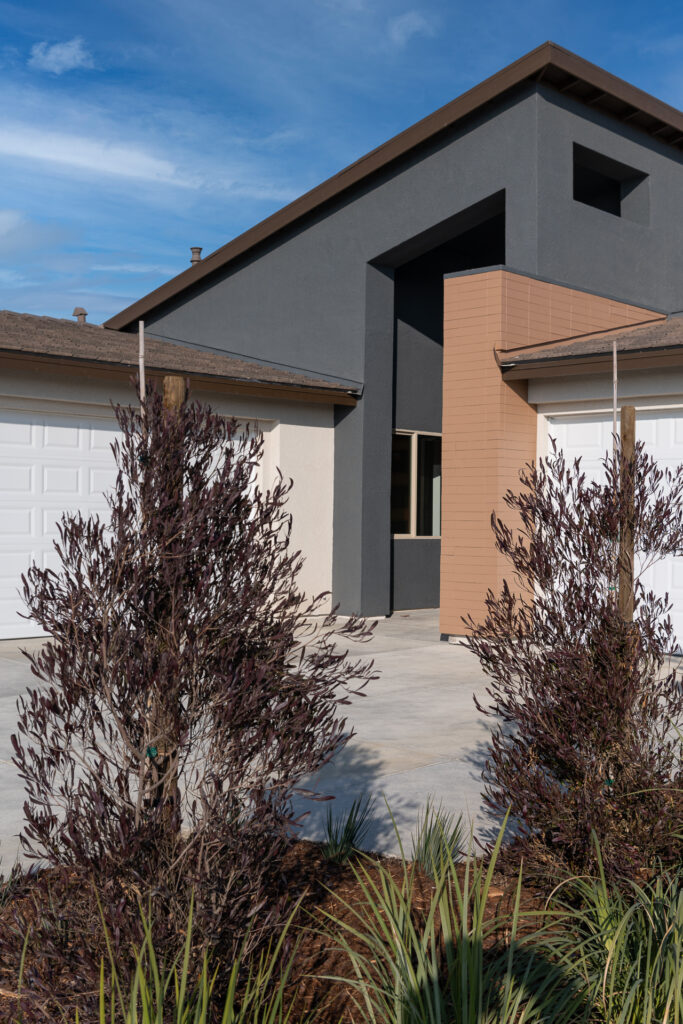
[387, 10, 435, 48]
[91, 262, 180, 275]
[28, 36, 94, 74]
[0, 208, 69, 257]
[0, 208, 23, 236]
[0, 267, 29, 285]
[0, 123, 187, 185]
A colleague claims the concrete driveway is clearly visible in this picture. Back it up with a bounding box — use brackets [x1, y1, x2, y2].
[0, 610, 497, 872]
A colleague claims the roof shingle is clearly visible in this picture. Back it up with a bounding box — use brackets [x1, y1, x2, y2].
[500, 316, 683, 368]
[0, 310, 359, 400]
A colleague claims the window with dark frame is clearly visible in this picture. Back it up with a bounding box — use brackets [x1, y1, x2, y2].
[390, 431, 442, 537]
[390, 433, 412, 535]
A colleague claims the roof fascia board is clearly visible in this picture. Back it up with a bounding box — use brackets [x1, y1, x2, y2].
[502, 348, 683, 380]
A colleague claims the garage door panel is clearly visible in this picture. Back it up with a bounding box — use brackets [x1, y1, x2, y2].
[3, 508, 33, 535]
[0, 421, 32, 445]
[0, 407, 120, 639]
[89, 468, 115, 494]
[89, 426, 119, 451]
[548, 409, 683, 650]
[44, 423, 82, 449]
[2, 464, 33, 492]
[0, 549, 36, 579]
[42, 465, 81, 496]
[41, 508, 65, 536]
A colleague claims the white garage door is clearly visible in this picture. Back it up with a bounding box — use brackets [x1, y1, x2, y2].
[0, 406, 120, 640]
[548, 408, 683, 649]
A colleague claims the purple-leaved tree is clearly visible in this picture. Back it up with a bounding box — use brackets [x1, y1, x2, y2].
[7, 384, 374, 1012]
[465, 439, 683, 880]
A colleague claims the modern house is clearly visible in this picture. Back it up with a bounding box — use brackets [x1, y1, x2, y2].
[4, 41, 683, 641]
[0, 311, 357, 638]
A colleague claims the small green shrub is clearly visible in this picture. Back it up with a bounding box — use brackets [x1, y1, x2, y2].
[410, 797, 464, 879]
[321, 794, 375, 863]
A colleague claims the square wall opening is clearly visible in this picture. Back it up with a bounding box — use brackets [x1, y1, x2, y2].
[573, 143, 649, 223]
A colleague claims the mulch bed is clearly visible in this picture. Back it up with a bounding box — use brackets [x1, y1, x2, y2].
[0, 841, 544, 1024]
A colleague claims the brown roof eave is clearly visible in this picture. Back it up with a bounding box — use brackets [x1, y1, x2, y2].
[106, 41, 683, 332]
[0, 348, 359, 406]
[501, 346, 683, 380]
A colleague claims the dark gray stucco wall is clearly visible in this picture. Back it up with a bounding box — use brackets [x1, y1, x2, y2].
[390, 210, 505, 609]
[142, 86, 541, 616]
[391, 539, 441, 609]
[334, 263, 394, 616]
[535, 86, 683, 313]
[393, 212, 505, 434]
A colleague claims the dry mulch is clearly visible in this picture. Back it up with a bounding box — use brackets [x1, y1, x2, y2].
[0, 841, 543, 1024]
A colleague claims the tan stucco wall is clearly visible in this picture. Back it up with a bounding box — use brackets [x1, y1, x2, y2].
[439, 270, 660, 636]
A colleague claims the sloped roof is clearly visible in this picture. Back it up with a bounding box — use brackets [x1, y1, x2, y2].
[106, 41, 683, 331]
[499, 316, 683, 370]
[0, 310, 359, 403]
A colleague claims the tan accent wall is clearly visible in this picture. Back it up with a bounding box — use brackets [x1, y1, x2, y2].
[440, 269, 661, 636]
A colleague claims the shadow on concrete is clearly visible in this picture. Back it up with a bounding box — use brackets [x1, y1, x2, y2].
[293, 726, 508, 857]
[291, 736, 405, 853]
[458, 732, 525, 849]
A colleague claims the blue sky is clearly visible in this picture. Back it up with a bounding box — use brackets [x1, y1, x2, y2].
[2, 0, 683, 325]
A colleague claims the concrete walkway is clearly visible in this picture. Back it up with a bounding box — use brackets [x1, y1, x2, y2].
[295, 609, 498, 855]
[0, 611, 497, 872]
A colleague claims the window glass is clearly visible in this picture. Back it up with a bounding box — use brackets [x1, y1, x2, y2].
[390, 434, 411, 534]
[417, 435, 441, 536]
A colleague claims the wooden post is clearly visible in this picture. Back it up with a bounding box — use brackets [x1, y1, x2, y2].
[618, 405, 636, 623]
[138, 320, 146, 419]
[163, 374, 187, 412]
[147, 375, 187, 831]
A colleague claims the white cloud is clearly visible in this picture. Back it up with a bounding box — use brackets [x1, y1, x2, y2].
[0, 124, 188, 185]
[0, 208, 71, 261]
[28, 37, 94, 75]
[387, 10, 435, 48]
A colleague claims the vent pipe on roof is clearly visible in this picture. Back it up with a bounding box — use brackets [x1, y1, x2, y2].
[190, 247, 202, 265]
[73, 307, 87, 324]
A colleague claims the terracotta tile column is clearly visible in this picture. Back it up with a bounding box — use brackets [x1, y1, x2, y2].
[439, 269, 661, 636]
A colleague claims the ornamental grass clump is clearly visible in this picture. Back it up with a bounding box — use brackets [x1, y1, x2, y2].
[465, 439, 683, 882]
[5, 384, 374, 1020]
[322, 817, 587, 1024]
[547, 847, 683, 1024]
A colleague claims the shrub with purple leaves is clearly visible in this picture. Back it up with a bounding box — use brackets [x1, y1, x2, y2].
[465, 439, 683, 881]
[6, 386, 374, 1017]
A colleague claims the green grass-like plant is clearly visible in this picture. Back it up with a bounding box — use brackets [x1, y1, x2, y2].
[320, 812, 587, 1024]
[410, 797, 464, 879]
[321, 794, 375, 864]
[90, 894, 301, 1024]
[547, 839, 683, 1024]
